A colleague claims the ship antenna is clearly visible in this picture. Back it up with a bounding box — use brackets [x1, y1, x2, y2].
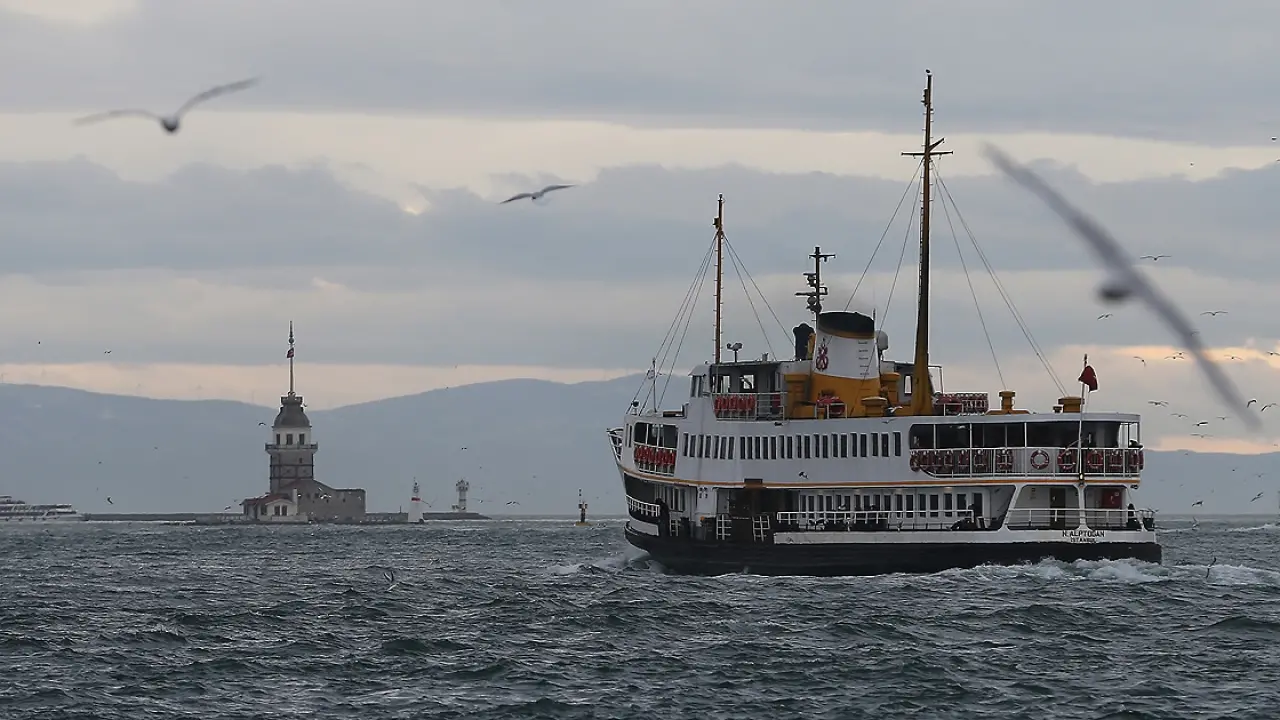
[796, 246, 834, 316]
[713, 194, 725, 364]
[901, 70, 952, 415]
[287, 321, 296, 396]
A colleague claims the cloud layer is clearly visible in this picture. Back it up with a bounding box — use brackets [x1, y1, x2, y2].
[1, 157, 1280, 449]
[2, 1, 1278, 143]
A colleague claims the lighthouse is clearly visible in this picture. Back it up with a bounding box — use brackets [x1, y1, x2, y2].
[267, 322, 316, 493]
[409, 480, 424, 523]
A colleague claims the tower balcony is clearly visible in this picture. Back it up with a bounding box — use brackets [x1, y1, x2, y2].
[265, 443, 319, 452]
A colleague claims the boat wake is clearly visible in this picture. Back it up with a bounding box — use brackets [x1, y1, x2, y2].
[545, 548, 659, 575]
[1227, 523, 1279, 533]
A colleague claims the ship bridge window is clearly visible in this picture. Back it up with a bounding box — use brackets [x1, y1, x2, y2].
[1080, 421, 1123, 448]
[1027, 421, 1084, 448]
[909, 425, 934, 450]
[662, 425, 678, 448]
[936, 424, 970, 449]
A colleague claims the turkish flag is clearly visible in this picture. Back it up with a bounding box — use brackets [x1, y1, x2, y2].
[1078, 364, 1098, 392]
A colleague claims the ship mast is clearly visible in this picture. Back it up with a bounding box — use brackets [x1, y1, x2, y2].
[901, 70, 952, 415]
[713, 194, 725, 365]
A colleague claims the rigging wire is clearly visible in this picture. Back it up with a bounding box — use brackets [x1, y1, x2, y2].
[934, 170, 1066, 395]
[658, 248, 714, 408]
[932, 166, 1006, 389]
[724, 243, 779, 360]
[875, 187, 919, 331]
[632, 239, 715, 411]
[723, 239, 791, 352]
[843, 157, 925, 311]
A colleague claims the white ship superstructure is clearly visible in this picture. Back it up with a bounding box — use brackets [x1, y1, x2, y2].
[0, 495, 83, 522]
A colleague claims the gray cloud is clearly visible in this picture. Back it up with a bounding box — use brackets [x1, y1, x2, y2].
[1, 157, 1279, 377]
[2, 1, 1279, 142]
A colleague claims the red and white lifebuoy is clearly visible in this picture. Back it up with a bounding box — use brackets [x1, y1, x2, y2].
[955, 449, 971, 473]
[910, 452, 920, 472]
[1057, 449, 1076, 473]
[1085, 450, 1103, 472]
[1030, 449, 1051, 470]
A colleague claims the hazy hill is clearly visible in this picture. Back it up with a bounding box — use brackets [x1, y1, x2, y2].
[0, 377, 1275, 516]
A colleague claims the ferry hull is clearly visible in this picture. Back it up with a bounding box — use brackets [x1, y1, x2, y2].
[624, 524, 1162, 577]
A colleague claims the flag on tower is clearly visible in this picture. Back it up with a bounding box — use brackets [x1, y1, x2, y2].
[286, 347, 295, 359]
[1078, 357, 1098, 392]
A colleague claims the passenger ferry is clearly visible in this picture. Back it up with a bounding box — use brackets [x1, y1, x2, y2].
[606, 72, 1160, 576]
[0, 495, 83, 522]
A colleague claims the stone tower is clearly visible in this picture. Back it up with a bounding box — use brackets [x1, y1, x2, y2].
[267, 322, 317, 493]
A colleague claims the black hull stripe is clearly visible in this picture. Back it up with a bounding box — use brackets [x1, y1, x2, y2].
[625, 526, 1162, 577]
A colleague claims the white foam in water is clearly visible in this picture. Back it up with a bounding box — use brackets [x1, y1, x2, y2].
[1203, 563, 1280, 586]
[1228, 523, 1279, 533]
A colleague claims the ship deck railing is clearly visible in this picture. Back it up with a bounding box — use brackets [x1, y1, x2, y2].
[626, 495, 661, 522]
[711, 392, 787, 421]
[909, 446, 1144, 478]
[1005, 507, 1156, 531]
[775, 509, 980, 533]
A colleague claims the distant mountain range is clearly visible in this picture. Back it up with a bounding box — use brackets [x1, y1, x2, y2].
[0, 377, 1275, 516]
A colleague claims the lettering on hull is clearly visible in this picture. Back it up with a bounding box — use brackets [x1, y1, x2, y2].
[1062, 528, 1106, 544]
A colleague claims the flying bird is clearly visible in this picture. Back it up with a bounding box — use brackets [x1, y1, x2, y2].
[1195, 421, 1209, 426]
[1251, 492, 1265, 502]
[1191, 500, 1204, 507]
[1263, 403, 1278, 411]
[1132, 356, 1146, 366]
[1139, 254, 1171, 261]
[74, 78, 260, 134]
[1097, 313, 1113, 320]
[1201, 310, 1228, 316]
[1247, 399, 1257, 407]
[1148, 400, 1168, 407]
[798, 471, 809, 479]
[500, 184, 574, 204]
[981, 145, 1261, 431]
[258, 422, 267, 426]
[1171, 412, 1188, 418]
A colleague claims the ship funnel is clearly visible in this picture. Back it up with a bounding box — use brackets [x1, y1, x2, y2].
[810, 311, 883, 415]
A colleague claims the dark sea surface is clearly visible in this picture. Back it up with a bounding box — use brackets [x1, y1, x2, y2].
[1, 517, 1278, 720]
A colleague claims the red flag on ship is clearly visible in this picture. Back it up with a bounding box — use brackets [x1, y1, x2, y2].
[1078, 358, 1098, 392]
[286, 347, 295, 359]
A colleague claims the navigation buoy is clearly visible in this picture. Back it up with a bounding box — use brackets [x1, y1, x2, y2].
[575, 489, 590, 527]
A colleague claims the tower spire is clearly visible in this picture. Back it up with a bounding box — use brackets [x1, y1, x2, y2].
[287, 321, 296, 396]
[901, 70, 952, 416]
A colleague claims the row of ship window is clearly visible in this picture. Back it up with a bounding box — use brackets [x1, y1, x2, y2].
[682, 431, 905, 461]
[801, 491, 983, 516]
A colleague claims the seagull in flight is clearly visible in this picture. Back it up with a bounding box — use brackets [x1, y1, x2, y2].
[74, 78, 260, 134]
[1171, 412, 1188, 418]
[1148, 400, 1168, 407]
[1201, 310, 1228, 316]
[982, 145, 1261, 432]
[1139, 254, 1171, 261]
[1263, 403, 1278, 412]
[1247, 399, 1258, 407]
[1191, 500, 1204, 507]
[1097, 313, 1113, 320]
[500, 184, 574, 204]
[1251, 492, 1265, 502]
[1132, 356, 1146, 366]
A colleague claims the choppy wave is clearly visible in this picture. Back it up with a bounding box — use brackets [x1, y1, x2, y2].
[0, 518, 1276, 719]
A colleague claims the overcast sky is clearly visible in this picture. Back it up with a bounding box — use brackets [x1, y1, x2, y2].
[2, 0, 1280, 453]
